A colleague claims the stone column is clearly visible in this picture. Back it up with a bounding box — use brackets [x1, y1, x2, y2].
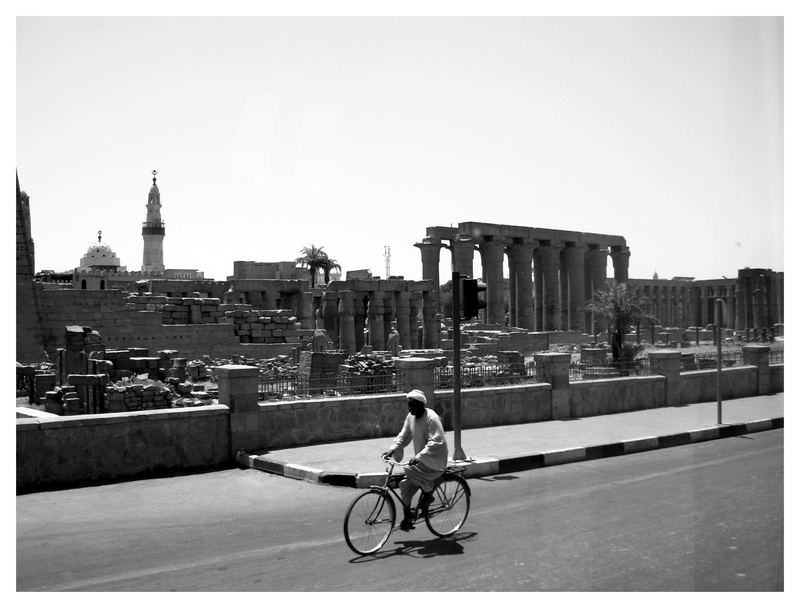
[743, 345, 771, 395]
[396, 290, 411, 353]
[298, 291, 315, 330]
[533, 352, 571, 419]
[382, 292, 396, 344]
[337, 290, 356, 354]
[451, 236, 475, 277]
[367, 291, 385, 351]
[585, 245, 608, 333]
[610, 245, 630, 283]
[409, 292, 423, 349]
[563, 243, 585, 331]
[727, 287, 736, 332]
[478, 237, 505, 325]
[513, 242, 534, 330]
[353, 292, 366, 351]
[415, 240, 442, 289]
[533, 245, 544, 331]
[649, 351, 682, 407]
[215, 364, 263, 457]
[321, 291, 339, 347]
[422, 290, 439, 349]
[506, 245, 517, 327]
[539, 242, 560, 330]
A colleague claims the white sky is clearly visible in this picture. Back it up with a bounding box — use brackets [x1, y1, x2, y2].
[15, 7, 786, 284]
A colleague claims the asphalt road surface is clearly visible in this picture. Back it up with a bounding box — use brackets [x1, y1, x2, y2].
[17, 429, 783, 591]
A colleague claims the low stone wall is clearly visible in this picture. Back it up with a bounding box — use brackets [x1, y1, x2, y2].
[257, 383, 552, 450]
[569, 376, 665, 418]
[16, 404, 230, 493]
[16, 356, 785, 492]
[435, 383, 552, 429]
[677, 366, 759, 404]
[259, 393, 410, 450]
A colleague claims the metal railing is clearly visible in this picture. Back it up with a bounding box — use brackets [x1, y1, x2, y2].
[689, 349, 744, 370]
[434, 362, 539, 389]
[258, 371, 398, 401]
[569, 358, 652, 381]
[769, 347, 784, 364]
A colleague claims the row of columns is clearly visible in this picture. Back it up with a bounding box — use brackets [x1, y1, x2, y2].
[316, 288, 440, 354]
[633, 284, 738, 329]
[417, 235, 630, 332]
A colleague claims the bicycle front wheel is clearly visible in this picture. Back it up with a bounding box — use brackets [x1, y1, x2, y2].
[343, 489, 396, 555]
[425, 475, 470, 537]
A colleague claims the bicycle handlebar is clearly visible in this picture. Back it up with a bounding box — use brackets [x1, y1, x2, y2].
[381, 455, 411, 467]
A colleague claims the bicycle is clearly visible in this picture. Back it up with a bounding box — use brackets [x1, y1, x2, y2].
[343, 455, 471, 556]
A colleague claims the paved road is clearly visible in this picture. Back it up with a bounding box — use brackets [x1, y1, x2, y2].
[17, 430, 783, 591]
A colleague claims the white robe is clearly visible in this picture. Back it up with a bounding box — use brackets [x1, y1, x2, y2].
[389, 408, 448, 476]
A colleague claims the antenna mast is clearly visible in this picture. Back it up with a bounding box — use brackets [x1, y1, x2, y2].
[384, 246, 391, 278]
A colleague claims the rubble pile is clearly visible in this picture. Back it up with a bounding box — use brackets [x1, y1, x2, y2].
[338, 354, 396, 393]
[105, 377, 174, 412]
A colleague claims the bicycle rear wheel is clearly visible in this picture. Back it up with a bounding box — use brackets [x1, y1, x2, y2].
[343, 489, 396, 555]
[425, 475, 470, 537]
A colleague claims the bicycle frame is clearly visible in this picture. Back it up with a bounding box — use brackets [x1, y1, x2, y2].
[371, 458, 469, 519]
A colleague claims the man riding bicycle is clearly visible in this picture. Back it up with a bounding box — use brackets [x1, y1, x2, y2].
[381, 389, 449, 531]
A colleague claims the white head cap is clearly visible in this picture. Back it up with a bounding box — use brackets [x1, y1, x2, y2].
[406, 389, 427, 405]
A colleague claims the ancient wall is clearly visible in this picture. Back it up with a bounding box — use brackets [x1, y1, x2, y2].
[22, 289, 307, 363]
[16, 405, 230, 492]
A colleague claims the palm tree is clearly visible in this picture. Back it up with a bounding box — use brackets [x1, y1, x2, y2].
[295, 244, 328, 288]
[320, 256, 341, 284]
[584, 282, 656, 361]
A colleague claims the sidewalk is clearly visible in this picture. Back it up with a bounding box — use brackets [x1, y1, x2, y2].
[238, 393, 784, 488]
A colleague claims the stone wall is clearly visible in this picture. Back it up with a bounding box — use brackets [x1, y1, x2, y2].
[17, 355, 783, 492]
[676, 367, 759, 404]
[435, 383, 552, 428]
[25, 289, 300, 362]
[16, 405, 230, 492]
[569, 376, 665, 418]
[258, 394, 410, 450]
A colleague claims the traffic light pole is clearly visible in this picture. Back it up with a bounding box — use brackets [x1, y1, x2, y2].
[451, 271, 467, 461]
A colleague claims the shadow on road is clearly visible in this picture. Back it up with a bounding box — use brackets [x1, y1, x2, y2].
[478, 475, 520, 482]
[349, 531, 478, 563]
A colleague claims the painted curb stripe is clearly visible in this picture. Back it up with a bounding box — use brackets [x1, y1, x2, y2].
[284, 464, 322, 482]
[687, 428, 720, 442]
[718, 424, 747, 438]
[243, 417, 783, 484]
[585, 442, 625, 460]
[317, 472, 357, 487]
[622, 437, 659, 453]
[658, 432, 691, 448]
[744, 419, 773, 433]
[543, 447, 586, 466]
[497, 453, 545, 474]
[252, 459, 285, 475]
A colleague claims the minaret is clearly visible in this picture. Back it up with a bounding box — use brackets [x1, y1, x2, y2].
[142, 169, 165, 272]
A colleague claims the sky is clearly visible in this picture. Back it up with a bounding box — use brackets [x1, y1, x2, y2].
[15, 9, 785, 285]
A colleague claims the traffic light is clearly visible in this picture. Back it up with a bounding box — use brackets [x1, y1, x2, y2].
[461, 278, 487, 321]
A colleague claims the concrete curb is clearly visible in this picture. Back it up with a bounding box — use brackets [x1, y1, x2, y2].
[240, 417, 783, 488]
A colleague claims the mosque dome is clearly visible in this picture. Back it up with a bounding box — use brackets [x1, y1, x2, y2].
[78, 233, 126, 271]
